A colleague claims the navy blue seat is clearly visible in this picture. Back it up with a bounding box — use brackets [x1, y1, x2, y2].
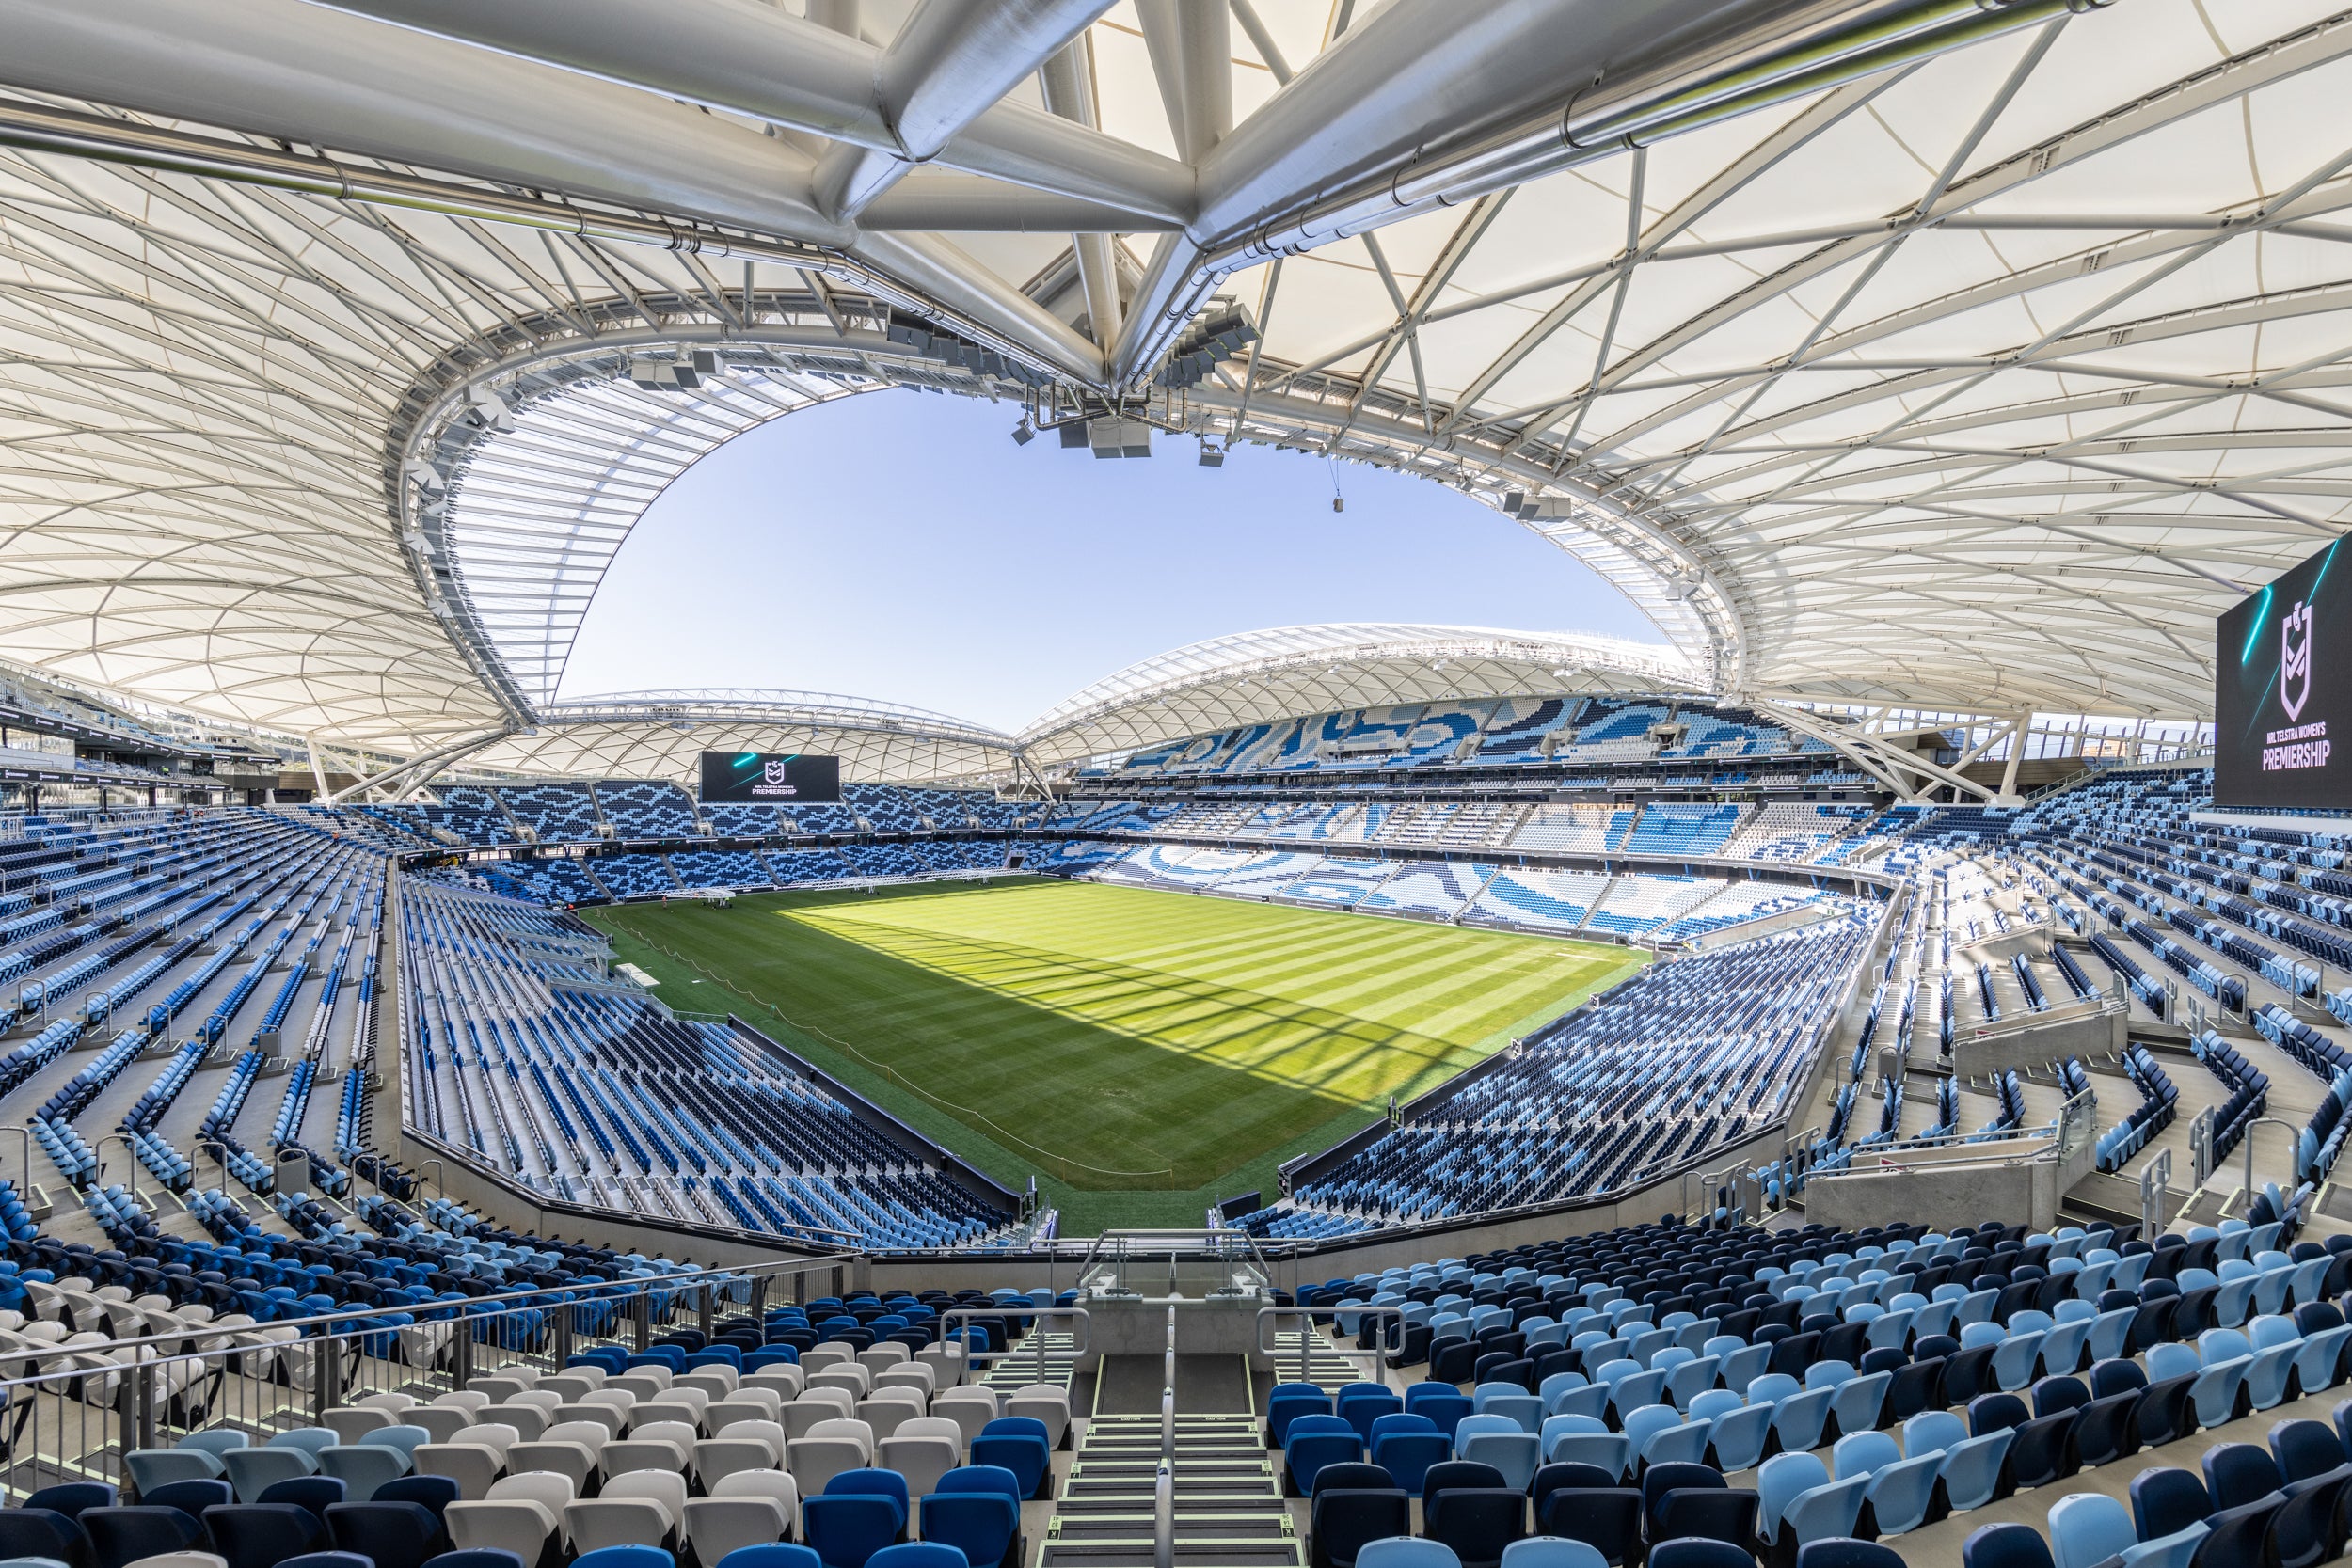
[142, 1482, 233, 1522]
[327, 1500, 446, 1568]
[83, 1505, 205, 1568]
[1309, 1486, 1410, 1568]
[802, 1496, 901, 1568]
[258, 1477, 348, 1528]
[917, 1494, 1016, 1568]
[0, 1507, 91, 1568]
[24, 1485, 115, 1524]
[1423, 1486, 1525, 1568]
[206, 1502, 326, 1568]
[1960, 1522, 2054, 1568]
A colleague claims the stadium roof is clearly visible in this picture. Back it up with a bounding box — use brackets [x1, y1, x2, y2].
[0, 0, 2341, 775]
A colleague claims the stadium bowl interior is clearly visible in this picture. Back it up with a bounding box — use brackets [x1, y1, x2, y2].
[0, 5, 2342, 1568]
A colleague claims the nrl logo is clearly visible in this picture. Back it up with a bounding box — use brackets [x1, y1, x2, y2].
[763, 760, 791, 784]
[2283, 599, 2315, 721]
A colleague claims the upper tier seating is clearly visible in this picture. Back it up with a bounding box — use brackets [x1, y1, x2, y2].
[594, 782, 701, 841]
[495, 785, 601, 844]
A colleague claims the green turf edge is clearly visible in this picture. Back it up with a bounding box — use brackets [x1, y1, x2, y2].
[581, 884, 1647, 1233]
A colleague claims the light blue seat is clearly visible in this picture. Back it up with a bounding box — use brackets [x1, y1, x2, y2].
[1638, 1420, 1711, 1470]
[2242, 1332, 2299, 1411]
[2295, 1324, 2352, 1394]
[1785, 1473, 1871, 1548]
[1911, 1300, 1959, 1340]
[1609, 1371, 1666, 1415]
[1460, 1431, 1540, 1492]
[1830, 1432, 1899, 1479]
[2289, 1258, 2332, 1308]
[1704, 1402, 1775, 1473]
[1771, 1387, 1834, 1455]
[225, 1446, 317, 1502]
[1829, 1371, 1889, 1437]
[2212, 1277, 2258, 1330]
[2049, 1491, 2137, 1568]
[179, 1431, 251, 1459]
[318, 1443, 409, 1498]
[1992, 1332, 2046, 1393]
[1865, 1451, 1944, 1535]
[1865, 1310, 1914, 1354]
[1498, 1539, 1606, 1568]
[1935, 1430, 2015, 1512]
[1479, 1395, 1543, 1435]
[270, 1431, 342, 1460]
[1545, 1433, 1630, 1481]
[2253, 1264, 2297, 1318]
[2117, 1525, 2209, 1568]
[1358, 1540, 1461, 1568]
[1546, 1385, 1610, 1423]
[1619, 1406, 1680, 1460]
[1537, 1373, 1587, 1408]
[1540, 1415, 1607, 1458]
[2038, 1321, 2092, 1380]
[1903, 1412, 1965, 1457]
[1959, 1322, 2007, 1353]
[2088, 1307, 2137, 1365]
[1955, 1290, 1999, 1328]
[1803, 1361, 1856, 1393]
[1687, 1390, 1743, 1425]
[124, 1449, 226, 1494]
[1745, 1374, 1799, 1408]
[2110, 1254, 2153, 1292]
[1719, 1344, 1772, 1397]
[1756, 1453, 1830, 1547]
[1667, 1356, 1719, 1411]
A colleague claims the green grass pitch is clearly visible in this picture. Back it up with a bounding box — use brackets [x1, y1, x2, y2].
[584, 876, 1645, 1231]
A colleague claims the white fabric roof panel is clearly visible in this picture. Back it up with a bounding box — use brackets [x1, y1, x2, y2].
[0, 0, 2336, 773]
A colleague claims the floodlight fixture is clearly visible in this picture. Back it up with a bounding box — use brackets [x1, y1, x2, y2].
[1011, 419, 1036, 445]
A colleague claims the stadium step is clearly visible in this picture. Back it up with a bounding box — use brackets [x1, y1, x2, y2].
[1041, 1410, 1297, 1568]
[1264, 1327, 1370, 1392]
[982, 1330, 1081, 1390]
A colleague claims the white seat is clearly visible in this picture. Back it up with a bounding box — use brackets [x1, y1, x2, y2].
[491, 1405, 550, 1441]
[505, 1439, 598, 1492]
[915, 1344, 965, 1385]
[727, 1388, 784, 1422]
[930, 1393, 999, 1446]
[678, 1369, 739, 1402]
[323, 1408, 395, 1444]
[445, 1499, 558, 1564]
[541, 1420, 613, 1457]
[582, 1388, 639, 1417]
[490, 1469, 578, 1542]
[120, 1552, 229, 1568]
[469, 1376, 531, 1403]
[611, 1372, 670, 1402]
[452, 1423, 521, 1462]
[691, 1436, 775, 1491]
[807, 1367, 871, 1400]
[357, 1392, 419, 1414]
[874, 1366, 935, 1399]
[631, 1420, 700, 1455]
[436, 1390, 494, 1417]
[681, 1497, 789, 1566]
[879, 1433, 961, 1501]
[415, 1443, 504, 1499]
[554, 1403, 628, 1439]
[800, 1345, 854, 1373]
[634, 1400, 705, 1434]
[707, 1399, 774, 1433]
[508, 1389, 565, 1418]
[784, 1391, 856, 1438]
[745, 1368, 805, 1402]
[563, 1498, 670, 1554]
[540, 1374, 600, 1402]
[855, 1344, 910, 1373]
[706, 1420, 786, 1465]
[784, 1435, 868, 1495]
[407, 1406, 475, 1445]
[854, 1394, 923, 1441]
[607, 1468, 688, 1527]
[1006, 1385, 1072, 1449]
[600, 1437, 691, 1477]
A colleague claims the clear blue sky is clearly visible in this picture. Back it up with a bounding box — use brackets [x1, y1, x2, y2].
[558, 389, 1660, 731]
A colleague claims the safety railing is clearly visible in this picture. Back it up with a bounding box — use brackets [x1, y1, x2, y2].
[934, 1304, 1091, 1387]
[1256, 1304, 1406, 1387]
[0, 1247, 860, 1499]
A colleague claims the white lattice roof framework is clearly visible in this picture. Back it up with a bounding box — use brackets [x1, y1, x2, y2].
[0, 0, 2338, 774]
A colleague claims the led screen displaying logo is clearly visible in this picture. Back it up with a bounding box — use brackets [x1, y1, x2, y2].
[699, 752, 841, 804]
[2217, 539, 2344, 808]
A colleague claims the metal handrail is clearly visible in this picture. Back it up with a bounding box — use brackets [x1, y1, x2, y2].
[1257, 1304, 1405, 1387]
[936, 1305, 1091, 1387]
[0, 1245, 864, 1368]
